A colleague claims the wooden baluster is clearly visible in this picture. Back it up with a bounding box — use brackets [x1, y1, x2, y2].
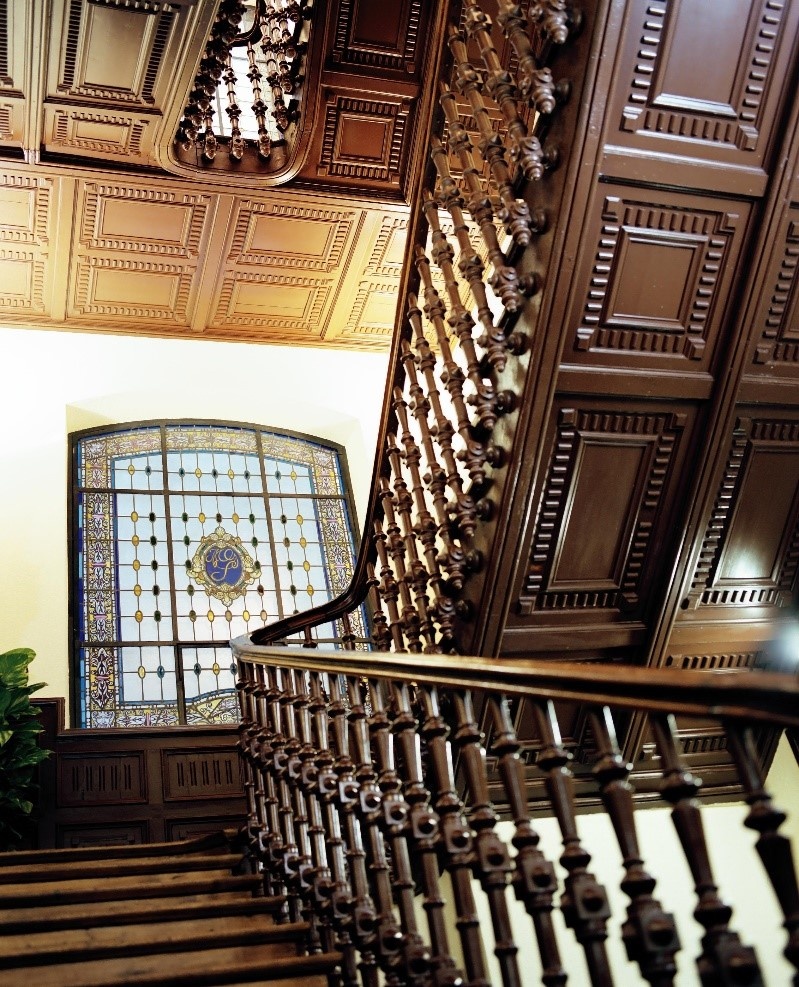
[282, 669, 315, 904]
[529, 0, 574, 46]
[384, 436, 439, 652]
[448, 26, 536, 249]
[407, 294, 480, 546]
[489, 694, 566, 986]
[390, 393, 458, 644]
[415, 247, 489, 488]
[422, 194, 499, 435]
[429, 141, 514, 372]
[255, 663, 289, 910]
[368, 677, 432, 983]
[373, 518, 409, 652]
[726, 724, 799, 981]
[588, 707, 680, 985]
[271, 666, 303, 922]
[339, 611, 357, 650]
[392, 680, 466, 985]
[399, 342, 469, 592]
[245, 40, 272, 159]
[378, 477, 424, 653]
[310, 672, 359, 987]
[532, 699, 613, 986]
[419, 683, 490, 987]
[451, 688, 521, 987]
[438, 86, 526, 313]
[494, 1, 558, 115]
[346, 675, 404, 981]
[651, 714, 762, 986]
[328, 673, 380, 985]
[292, 668, 336, 955]
[366, 561, 394, 651]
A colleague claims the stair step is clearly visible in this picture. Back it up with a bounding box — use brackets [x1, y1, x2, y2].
[0, 830, 236, 867]
[0, 852, 245, 885]
[0, 917, 310, 969]
[0, 945, 343, 986]
[0, 891, 286, 934]
[0, 869, 261, 908]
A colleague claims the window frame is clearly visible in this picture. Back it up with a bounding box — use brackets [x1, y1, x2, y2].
[68, 418, 361, 729]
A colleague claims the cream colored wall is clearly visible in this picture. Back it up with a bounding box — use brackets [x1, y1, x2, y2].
[0, 326, 388, 713]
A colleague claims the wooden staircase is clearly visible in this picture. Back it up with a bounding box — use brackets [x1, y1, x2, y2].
[0, 832, 341, 986]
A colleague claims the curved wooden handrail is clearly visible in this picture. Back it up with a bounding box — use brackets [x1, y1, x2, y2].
[233, 636, 799, 728]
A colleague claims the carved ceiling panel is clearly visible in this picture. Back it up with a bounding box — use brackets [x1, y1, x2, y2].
[0, 0, 441, 348]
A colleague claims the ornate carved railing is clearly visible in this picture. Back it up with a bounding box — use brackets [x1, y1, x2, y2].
[250, 0, 587, 654]
[175, 0, 314, 172]
[233, 641, 799, 987]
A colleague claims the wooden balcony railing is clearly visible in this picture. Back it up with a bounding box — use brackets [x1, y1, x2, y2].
[233, 640, 799, 987]
[249, 0, 588, 655]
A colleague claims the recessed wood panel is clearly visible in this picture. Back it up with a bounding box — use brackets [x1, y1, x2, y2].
[72, 258, 193, 323]
[751, 206, 799, 373]
[566, 188, 748, 375]
[212, 272, 331, 337]
[0, 251, 45, 312]
[685, 414, 799, 613]
[342, 280, 398, 340]
[604, 0, 798, 191]
[331, 0, 423, 72]
[162, 748, 242, 801]
[59, 752, 146, 805]
[318, 94, 410, 184]
[227, 201, 356, 271]
[57, 822, 149, 847]
[516, 402, 692, 626]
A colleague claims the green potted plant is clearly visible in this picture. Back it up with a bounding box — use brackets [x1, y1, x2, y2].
[0, 648, 49, 851]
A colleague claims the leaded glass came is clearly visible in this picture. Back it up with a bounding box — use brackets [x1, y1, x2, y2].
[72, 423, 362, 728]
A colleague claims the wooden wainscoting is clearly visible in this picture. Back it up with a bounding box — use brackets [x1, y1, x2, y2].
[35, 700, 246, 849]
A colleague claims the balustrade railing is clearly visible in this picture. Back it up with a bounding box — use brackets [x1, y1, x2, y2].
[233, 642, 799, 986]
[250, 0, 582, 654]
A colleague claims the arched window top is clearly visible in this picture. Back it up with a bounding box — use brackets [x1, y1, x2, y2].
[71, 421, 361, 728]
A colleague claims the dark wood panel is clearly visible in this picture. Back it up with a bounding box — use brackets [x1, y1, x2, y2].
[749, 201, 799, 377]
[508, 399, 696, 650]
[564, 186, 750, 379]
[681, 411, 799, 618]
[601, 0, 799, 194]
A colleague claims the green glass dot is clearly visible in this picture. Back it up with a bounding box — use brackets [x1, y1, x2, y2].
[185, 560, 192, 570]
[251, 537, 258, 547]
[244, 470, 251, 479]
[290, 585, 297, 596]
[145, 465, 152, 475]
[187, 584, 195, 596]
[229, 663, 236, 675]
[275, 470, 281, 481]
[216, 513, 222, 523]
[178, 468, 185, 477]
[283, 537, 290, 548]
[148, 512, 156, 522]
[181, 512, 188, 522]
[152, 585, 160, 597]
[287, 561, 293, 571]
[183, 535, 190, 545]
[154, 610, 161, 622]
[212, 468, 218, 478]
[156, 666, 165, 680]
[248, 513, 255, 524]
[151, 560, 158, 570]
[193, 662, 202, 676]
[189, 610, 197, 621]
[150, 535, 157, 546]
[254, 561, 261, 571]
[280, 514, 287, 525]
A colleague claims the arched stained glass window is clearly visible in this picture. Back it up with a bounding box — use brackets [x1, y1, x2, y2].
[71, 422, 363, 728]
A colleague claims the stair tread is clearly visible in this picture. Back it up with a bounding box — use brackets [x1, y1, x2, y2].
[0, 917, 310, 968]
[0, 870, 260, 907]
[0, 945, 343, 986]
[0, 831, 236, 866]
[0, 891, 286, 934]
[0, 852, 245, 884]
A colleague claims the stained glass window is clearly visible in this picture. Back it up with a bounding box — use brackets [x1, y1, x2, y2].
[71, 423, 363, 728]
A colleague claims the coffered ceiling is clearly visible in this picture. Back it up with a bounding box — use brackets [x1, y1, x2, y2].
[0, 0, 444, 348]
